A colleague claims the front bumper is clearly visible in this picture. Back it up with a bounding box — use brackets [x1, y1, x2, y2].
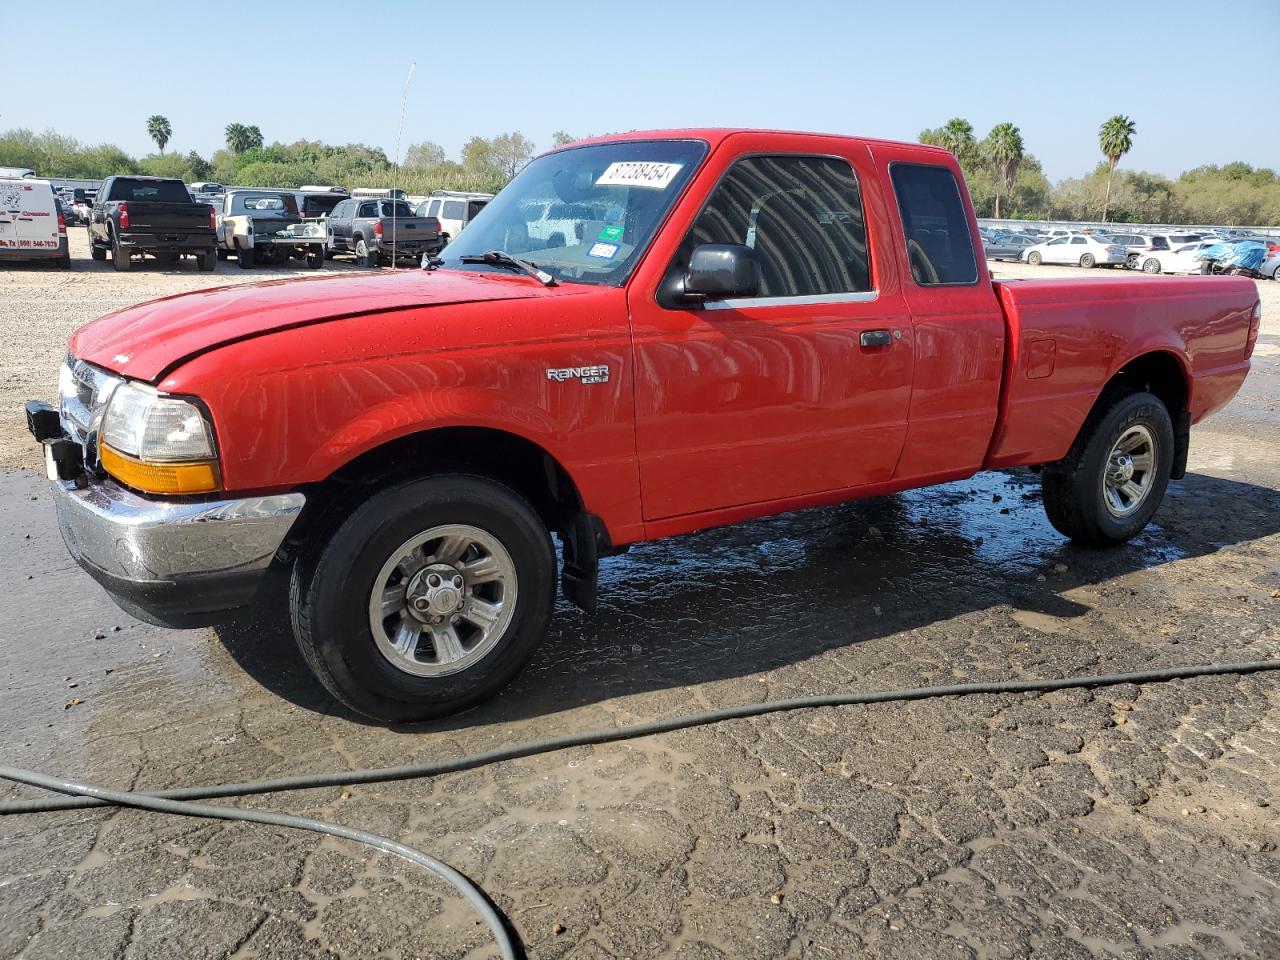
[51, 477, 304, 627]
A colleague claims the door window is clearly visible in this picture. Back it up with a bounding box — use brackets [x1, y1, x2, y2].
[1070, 237, 1086, 244]
[680, 155, 870, 297]
[358, 202, 377, 217]
[442, 200, 465, 220]
[889, 164, 978, 285]
[427, 200, 441, 217]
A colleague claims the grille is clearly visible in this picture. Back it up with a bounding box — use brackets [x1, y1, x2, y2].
[57, 357, 121, 466]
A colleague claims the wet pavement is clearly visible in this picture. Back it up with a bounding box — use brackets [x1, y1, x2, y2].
[0, 269, 1278, 958]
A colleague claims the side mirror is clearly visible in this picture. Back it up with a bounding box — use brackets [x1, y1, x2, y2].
[684, 243, 759, 301]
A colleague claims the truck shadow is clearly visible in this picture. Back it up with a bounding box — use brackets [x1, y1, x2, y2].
[212, 468, 1280, 728]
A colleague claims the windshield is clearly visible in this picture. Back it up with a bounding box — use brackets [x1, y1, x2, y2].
[440, 139, 707, 286]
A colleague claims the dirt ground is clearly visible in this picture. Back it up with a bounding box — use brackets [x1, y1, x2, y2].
[0, 232, 1277, 959]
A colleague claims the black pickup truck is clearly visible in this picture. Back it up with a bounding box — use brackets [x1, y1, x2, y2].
[88, 176, 217, 272]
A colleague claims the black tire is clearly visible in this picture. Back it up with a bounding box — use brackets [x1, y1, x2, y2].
[1079, 253, 1096, 268]
[1027, 251, 1042, 266]
[237, 242, 254, 269]
[356, 237, 379, 268]
[197, 248, 216, 271]
[290, 474, 556, 722]
[1142, 258, 1161, 274]
[1041, 390, 1174, 546]
[305, 246, 324, 269]
[89, 232, 106, 261]
[111, 232, 131, 272]
[217, 248, 229, 260]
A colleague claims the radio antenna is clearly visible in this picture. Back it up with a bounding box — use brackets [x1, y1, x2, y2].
[390, 61, 416, 270]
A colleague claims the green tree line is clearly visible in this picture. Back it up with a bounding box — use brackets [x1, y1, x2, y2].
[4, 118, 1279, 226]
[0, 122, 551, 198]
[919, 115, 1280, 225]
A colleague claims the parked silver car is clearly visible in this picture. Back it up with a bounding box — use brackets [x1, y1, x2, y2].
[983, 232, 1037, 261]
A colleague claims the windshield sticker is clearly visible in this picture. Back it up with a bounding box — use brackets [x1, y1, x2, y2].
[595, 162, 683, 190]
[588, 242, 619, 259]
[598, 224, 624, 242]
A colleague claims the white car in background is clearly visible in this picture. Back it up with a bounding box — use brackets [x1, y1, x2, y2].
[1138, 240, 1222, 275]
[1021, 234, 1128, 268]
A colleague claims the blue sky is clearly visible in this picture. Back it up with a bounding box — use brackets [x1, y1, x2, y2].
[9, 0, 1274, 183]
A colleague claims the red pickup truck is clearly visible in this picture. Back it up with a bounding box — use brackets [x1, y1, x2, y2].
[27, 129, 1260, 721]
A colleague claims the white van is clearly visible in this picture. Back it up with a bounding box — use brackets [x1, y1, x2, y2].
[0, 178, 69, 268]
[416, 190, 493, 245]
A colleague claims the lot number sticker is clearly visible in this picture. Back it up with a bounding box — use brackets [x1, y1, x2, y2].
[588, 242, 619, 259]
[595, 162, 683, 190]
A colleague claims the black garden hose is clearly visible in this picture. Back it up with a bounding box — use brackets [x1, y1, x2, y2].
[3, 658, 1279, 958]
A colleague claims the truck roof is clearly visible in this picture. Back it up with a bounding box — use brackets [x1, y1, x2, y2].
[553, 127, 955, 159]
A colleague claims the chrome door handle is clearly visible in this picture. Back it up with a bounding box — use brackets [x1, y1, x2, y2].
[860, 330, 893, 348]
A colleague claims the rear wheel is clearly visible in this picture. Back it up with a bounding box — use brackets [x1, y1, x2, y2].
[290, 474, 556, 722]
[1142, 258, 1161, 274]
[110, 233, 131, 272]
[1027, 251, 1042, 266]
[1079, 253, 1096, 268]
[237, 242, 254, 269]
[356, 237, 379, 268]
[1041, 390, 1174, 546]
[1126, 253, 1139, 269]
[305, 245, 324, 268]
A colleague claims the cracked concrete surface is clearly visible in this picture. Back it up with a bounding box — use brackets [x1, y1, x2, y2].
[0, 251, 1277, 958]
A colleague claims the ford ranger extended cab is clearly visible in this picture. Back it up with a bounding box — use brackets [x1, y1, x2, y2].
[26, 130, 1259, 721]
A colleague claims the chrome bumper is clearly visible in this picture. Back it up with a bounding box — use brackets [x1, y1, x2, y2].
[52, 478, 305, 626]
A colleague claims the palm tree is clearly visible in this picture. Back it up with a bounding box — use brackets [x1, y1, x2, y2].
[1098, 115, 1136, 222]
[225, 123, 263, 154]
[146, 115, 172, 154]
[982, 123, 1024, 219]
[939, 118, 976, 162]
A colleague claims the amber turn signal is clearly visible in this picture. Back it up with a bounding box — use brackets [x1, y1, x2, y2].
[100, 444, 221, 495]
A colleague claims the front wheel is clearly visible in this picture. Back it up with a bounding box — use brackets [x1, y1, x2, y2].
[1142, 258, 1161, 274]
[290, 475, 556, 722]
[1027, 251, 1042, 266]
[89, 232, 106, 261]
[1079, 253, 1096, 268]
[1041, 390, 1174, 546]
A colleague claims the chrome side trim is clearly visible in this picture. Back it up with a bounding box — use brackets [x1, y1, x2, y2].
[52, 479, 305, 582]
[704, 290, 880, 310]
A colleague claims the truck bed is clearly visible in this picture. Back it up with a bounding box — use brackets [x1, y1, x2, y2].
[985, 275, 1257, 468]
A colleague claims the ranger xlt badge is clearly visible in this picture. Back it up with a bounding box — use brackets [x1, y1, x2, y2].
[546, 365, 610, 385]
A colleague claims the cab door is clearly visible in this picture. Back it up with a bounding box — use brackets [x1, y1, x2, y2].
[628, 144, 915, 522]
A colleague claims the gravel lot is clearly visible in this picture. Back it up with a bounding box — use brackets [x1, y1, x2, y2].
[0, 232, 1277, 959]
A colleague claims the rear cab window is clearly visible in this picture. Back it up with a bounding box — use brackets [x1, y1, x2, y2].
[889, 164, 978, 285]
[108, 178, 190, 203]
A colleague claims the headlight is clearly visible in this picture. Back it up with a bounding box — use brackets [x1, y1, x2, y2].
[99, 382, 220, 494]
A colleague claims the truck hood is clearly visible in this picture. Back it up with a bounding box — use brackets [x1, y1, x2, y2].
[70, 269, 581, 383]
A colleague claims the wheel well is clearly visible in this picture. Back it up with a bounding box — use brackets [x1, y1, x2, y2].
[1101, 351, 1191, 479]
[287, 426, 602, 611]
[295, 426, 583, 541]
[1108, 351, 1188, 416]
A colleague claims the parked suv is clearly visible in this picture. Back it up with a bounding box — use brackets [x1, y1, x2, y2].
[326, 198, 442, 266]
[416, 191, 492, 245]
[0, 178, 70, 269]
